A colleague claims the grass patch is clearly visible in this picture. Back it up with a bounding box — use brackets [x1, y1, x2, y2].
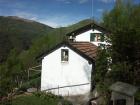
[9, 92, 72, 105]
[12, 95, 58, 105]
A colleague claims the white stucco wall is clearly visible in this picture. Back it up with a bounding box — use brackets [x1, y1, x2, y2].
[75, 29, 106, 46]
[41, 46, 92, 96]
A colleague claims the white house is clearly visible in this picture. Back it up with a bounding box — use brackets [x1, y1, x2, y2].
[66, 21, 109, 46]
[40, 42, 97, 96]
[40, 22, 109, 96]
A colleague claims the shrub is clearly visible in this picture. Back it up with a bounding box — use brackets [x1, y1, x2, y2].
[18, 77, 40, 92]
[11, 92, 73, 105]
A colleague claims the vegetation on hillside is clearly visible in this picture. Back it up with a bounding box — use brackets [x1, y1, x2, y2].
[0, 92, 72, 105]
[0, 16, 53, 63]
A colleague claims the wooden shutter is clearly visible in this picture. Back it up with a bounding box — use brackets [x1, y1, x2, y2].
[90, 33, 96, 41]
[100, 34, 104, 42]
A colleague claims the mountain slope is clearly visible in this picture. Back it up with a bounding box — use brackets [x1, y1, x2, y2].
[0, 16, 53, 62]
[0, 16, 93, 64]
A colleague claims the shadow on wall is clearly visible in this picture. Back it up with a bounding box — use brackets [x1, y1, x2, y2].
[83, 62, 92, 81]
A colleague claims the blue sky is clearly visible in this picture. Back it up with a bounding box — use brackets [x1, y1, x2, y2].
[0, 0, 139, 27]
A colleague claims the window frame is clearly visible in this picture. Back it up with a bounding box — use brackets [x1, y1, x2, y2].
[61, 49, 69, 62]
[90, 33, 104, 42]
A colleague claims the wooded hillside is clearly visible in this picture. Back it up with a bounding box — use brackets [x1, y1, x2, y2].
[0, 16, 53, 63]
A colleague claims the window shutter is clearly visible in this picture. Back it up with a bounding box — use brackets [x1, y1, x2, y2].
[90, 33, 96, 41]
[100, 34, 104, 42]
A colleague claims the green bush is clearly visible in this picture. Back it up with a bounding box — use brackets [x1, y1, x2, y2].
[29, 73, 41, 80]
[135, 90, 140, 101]
[19, 77, 40, 91]
[33, 91, 60, 100]
[10, 92, 73, 105]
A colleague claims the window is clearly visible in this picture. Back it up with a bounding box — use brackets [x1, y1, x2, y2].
[61, 49, 69, 62]
[90, 33, 105, 42]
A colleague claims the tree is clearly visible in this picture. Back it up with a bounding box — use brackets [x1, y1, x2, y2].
[103, 0, 140, 85]
[93, 47, 111, 105]
[92, 1, 140, 104]
[0, 49, 24, 97]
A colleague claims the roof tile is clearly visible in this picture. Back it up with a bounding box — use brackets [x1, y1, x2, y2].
[70, 42, 97, 60]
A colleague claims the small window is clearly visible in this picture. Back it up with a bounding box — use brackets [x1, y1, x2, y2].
[90, 33, 105, 42]
[61, 49, 69, 62]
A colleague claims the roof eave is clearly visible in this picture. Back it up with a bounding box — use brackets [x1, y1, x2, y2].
[36, 41, 95, 63]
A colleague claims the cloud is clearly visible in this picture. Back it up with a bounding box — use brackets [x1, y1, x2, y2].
[10, 11, 60, 28]
[56, 0, 89, 4]
[38, 14, 71, 27]
[56, 0, 72, 4]
[3, 8, 73, 28]
[37, 13, 87, 28]
[12, 10, 38, 21]
[99, 0, 114, 3]
[79, 0, 88, 4]
[97, 8, 103, 12]
[38, 20, 60, 28]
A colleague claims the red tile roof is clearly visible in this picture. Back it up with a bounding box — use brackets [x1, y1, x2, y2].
[70, 42, 97, 60]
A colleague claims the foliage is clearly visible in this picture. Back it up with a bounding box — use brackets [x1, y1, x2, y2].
[29, 73, 41, 80]
[11, 95, 59, 105]
[19, 77, 40, 91]
[93, 1, 140, 104]
[94, 48, 109, 83]
[92, 46, 111, 105]
[0, 16, 53, 63]
[1, 92, 72, 105]
[0, 49, 25, 97]
[135, 90, 140, 101]
[103, 0, 140, 85]
[65, 19, 95, 34]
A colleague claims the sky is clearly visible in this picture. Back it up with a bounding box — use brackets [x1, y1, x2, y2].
[0, 0, 139, 27]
